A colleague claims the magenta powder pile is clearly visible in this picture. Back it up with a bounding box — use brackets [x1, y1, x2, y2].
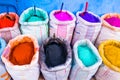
[104, 17, 120, 27]
[54, 11, 73, 21]
[79, 12, 100, 23]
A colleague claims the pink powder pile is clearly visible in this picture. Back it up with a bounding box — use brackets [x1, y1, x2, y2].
[105, 17, 120, 27]
[54, 11, 73, 21]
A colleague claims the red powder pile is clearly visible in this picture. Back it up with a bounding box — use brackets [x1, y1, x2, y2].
[0, 15, 15, 29]
[9, 42, 34, 65]
[105, 17, 120, 27]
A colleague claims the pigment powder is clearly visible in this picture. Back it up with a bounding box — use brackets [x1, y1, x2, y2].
[104, 17, 120, 27]
[54, 11, 73, 21]
[44, 40, 67, 67]
[0, 15, 15, 29]
[9, 42, 34, 65]
[79, 12, 100, 23]
[104, 45, 120, 68]
[78, 45, 97, 67]
[27, 16, 44, 22]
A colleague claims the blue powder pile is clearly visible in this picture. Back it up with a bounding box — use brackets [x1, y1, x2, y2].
[78, 45, 97, 67]
[27, 16, 44, 22]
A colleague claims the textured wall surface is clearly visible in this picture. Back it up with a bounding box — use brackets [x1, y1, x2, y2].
[0, 0, 120, 16]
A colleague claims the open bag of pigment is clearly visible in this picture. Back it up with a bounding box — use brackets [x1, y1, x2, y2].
[40, 37, 72, 80]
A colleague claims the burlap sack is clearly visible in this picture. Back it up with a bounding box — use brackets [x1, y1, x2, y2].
[40, 37, 72, 80]
[95, 13, 120, 47]
[1, 35, 40, 80]
[72, 11, 101, 46]
[0, 12, 20, 43]
[19, 7, 49, 45]
[49, 10, 76, 43]
[95, 40, 120, 80]
[70, 39, 102, 80]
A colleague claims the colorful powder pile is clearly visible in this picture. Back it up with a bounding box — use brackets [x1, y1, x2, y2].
[104, 17, 120, 27]
[9, 42, 34, 65]
[79, 12, 100, 22]
[78, 45, 97, 67]
[54, 11, 73, 21]
[0, 14, 15, 29]
[44, 39, 67, 67]
[27, 16, 44, 22]
[104, 45, 120, 68]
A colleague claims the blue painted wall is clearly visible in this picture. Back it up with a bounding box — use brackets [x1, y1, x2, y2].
[0, 0, 119, 16]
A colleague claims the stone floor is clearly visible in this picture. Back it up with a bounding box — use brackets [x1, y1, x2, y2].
[39, 75, 96, 80]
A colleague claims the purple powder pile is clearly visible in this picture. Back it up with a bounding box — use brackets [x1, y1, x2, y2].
[79, 12, 100, 23]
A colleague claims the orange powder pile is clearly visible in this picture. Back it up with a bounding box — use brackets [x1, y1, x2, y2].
[0, 14, 15, 29]
[9, 42, 34, 65]
[104, 45, 120, 68]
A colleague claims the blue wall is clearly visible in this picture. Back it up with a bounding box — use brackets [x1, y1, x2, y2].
[0, 0, 120, 16]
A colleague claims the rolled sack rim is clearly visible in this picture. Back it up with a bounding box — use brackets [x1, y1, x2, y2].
[50, 10, 76, 24]
[19, 7, 49, 26]
[101, 13, 120, 31]
[76, 11, 102, 26]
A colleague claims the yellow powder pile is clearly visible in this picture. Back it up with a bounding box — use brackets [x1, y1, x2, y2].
[104, 45, 120, 68]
